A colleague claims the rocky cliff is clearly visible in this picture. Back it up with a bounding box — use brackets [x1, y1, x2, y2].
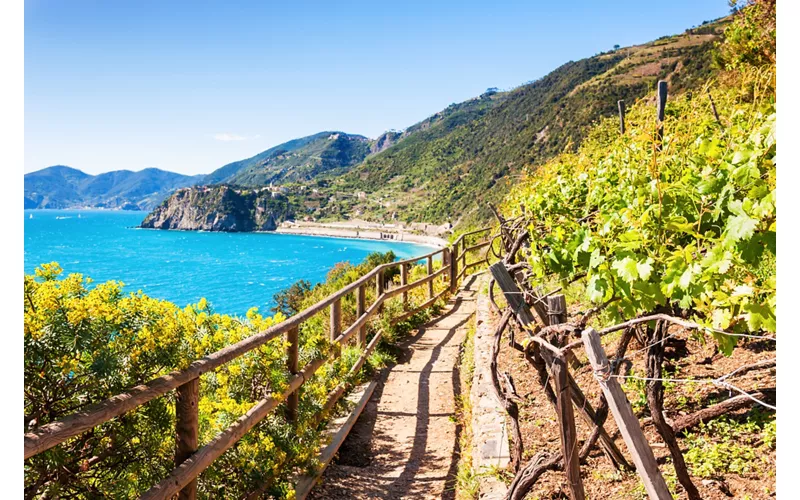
[140, 185, 293, 232]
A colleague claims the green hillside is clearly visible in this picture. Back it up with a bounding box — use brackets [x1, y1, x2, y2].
[308, 22, 726, 228]
[204, 132, 371, 186]
[143, 18, 729, 232]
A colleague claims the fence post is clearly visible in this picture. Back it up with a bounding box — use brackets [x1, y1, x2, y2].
[618, 99, 626, 134]
[286, 326, 299, 423]
[442, 247, 450, 290]
[581, 328, 671, 500]
[176, 378, 199, 500]
[357, 284, 366, 347]
[401, 263, 408, 310]
[461, 237, 467, 273]
[547, 295, 567, 325]
[656, 80, 667, 151]
[376, 268, 384, 314]
[552, 354, 585, 500]
[427, 255, 434, 299]
[330, 298, 341, 343]
[450, 243, 459, 293]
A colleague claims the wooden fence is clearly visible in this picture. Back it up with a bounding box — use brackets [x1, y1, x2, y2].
[23, 227, 493, 499]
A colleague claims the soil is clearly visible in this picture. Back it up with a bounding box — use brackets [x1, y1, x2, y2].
[308, 275, 480, 499]
[492, 304, 776, 499]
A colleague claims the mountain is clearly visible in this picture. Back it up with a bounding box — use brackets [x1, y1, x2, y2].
[141, 19, 728, 232]
[319, 23, 727, 228]
[24, 166, 203, 210]
[140, 185, 294, 231]
[203, 132, 371, 186]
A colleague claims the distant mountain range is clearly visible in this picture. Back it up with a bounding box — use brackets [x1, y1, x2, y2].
[24, 166, 204, 210]
[25, 132, 371, 210]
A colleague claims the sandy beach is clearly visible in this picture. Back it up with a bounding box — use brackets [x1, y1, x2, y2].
[274, 220, 449, 248]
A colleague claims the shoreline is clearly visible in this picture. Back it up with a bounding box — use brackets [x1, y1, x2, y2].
[274, 225, 448, 249]
[134, 224, 448, 250]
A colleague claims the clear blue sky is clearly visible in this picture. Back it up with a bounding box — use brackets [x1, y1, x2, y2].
[25, 0, 730, 176]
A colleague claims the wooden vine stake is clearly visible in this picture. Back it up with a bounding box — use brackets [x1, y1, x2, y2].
[618, 99, 626, 134]
[656, 80, 667, 151]
[552, 353, 585, 500]
[581, 328, 671, 500]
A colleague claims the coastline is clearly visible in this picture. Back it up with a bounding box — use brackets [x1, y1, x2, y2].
[274, 223, 448, 249]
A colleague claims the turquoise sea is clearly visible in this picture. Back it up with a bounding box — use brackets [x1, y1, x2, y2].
[24, 210, 433, 316]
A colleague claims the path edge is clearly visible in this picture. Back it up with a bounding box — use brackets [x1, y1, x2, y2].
[470, 279, 511, 499]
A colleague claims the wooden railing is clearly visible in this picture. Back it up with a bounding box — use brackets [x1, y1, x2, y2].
[23, 227, 493, 499]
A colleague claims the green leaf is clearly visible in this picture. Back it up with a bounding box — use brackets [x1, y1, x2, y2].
[612, 257, 639, 284]
[589, 249, 605, 269]
[742, 303, 776, 332]
[724, 213, 757, 244]
[678, 266, 694, 290]
[636, 258, 654, 282]
[587, 275, 609, 302]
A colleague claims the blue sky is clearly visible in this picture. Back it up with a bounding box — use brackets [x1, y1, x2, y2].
[24, 0, 730, 176]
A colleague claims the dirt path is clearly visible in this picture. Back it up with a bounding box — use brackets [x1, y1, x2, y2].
[308, 275, 481, 499]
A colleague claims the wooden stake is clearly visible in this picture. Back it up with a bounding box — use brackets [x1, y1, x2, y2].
[618, 99, 626, 134]
[401, 263, 409, 310]
[330, 298, 341, 343]
[427, 255, 434, 299]
[552, 354, 585, 500]
[547, 295, 567, 325]
[707, 89, 721, 127]
[356, 285, 366, 347]
[286, 326, 299, 423]
[450, 243, 459, 293]
[581, 328, 671, 500]
[656, 80, 667, 151]
[376, 269, 384, 314]
[176, 378, 199, 500]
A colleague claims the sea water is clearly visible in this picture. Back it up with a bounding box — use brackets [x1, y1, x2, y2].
[24, 210, 433, 316]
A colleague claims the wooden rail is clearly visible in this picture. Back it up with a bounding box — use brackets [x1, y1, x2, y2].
[23, 227, 493, 498]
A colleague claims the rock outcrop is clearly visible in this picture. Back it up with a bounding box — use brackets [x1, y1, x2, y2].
[140, 185, 292, 232]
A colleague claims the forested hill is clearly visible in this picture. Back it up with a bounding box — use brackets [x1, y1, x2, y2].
[313, 22, 726, 228]
[203, 132, 371, 186]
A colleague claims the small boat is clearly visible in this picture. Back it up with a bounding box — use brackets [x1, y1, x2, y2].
[29, 213, 33, 219]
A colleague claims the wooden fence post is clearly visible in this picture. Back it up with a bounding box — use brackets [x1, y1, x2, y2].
[618, 99, 626, 134]
[552, 354, 585, 500]
[461, 238, 467, 273]
[442, 247, 450, 290]
[427, 255, 434, 299]
[330, 298, 341, 343]
[401, 263, 408, 310]
[376, 268, 384, 314]
[547, 295, 567, 325]
[356, 285, 366, 347]
[656, 80, 667, 151]
[286, 326, 299, 423]
[176, 378, 199, 500]
[450, 244, 459, 293]
[581, 328, 671, 500]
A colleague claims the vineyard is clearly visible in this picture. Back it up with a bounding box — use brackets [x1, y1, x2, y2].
[464, 9, 777, 496]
